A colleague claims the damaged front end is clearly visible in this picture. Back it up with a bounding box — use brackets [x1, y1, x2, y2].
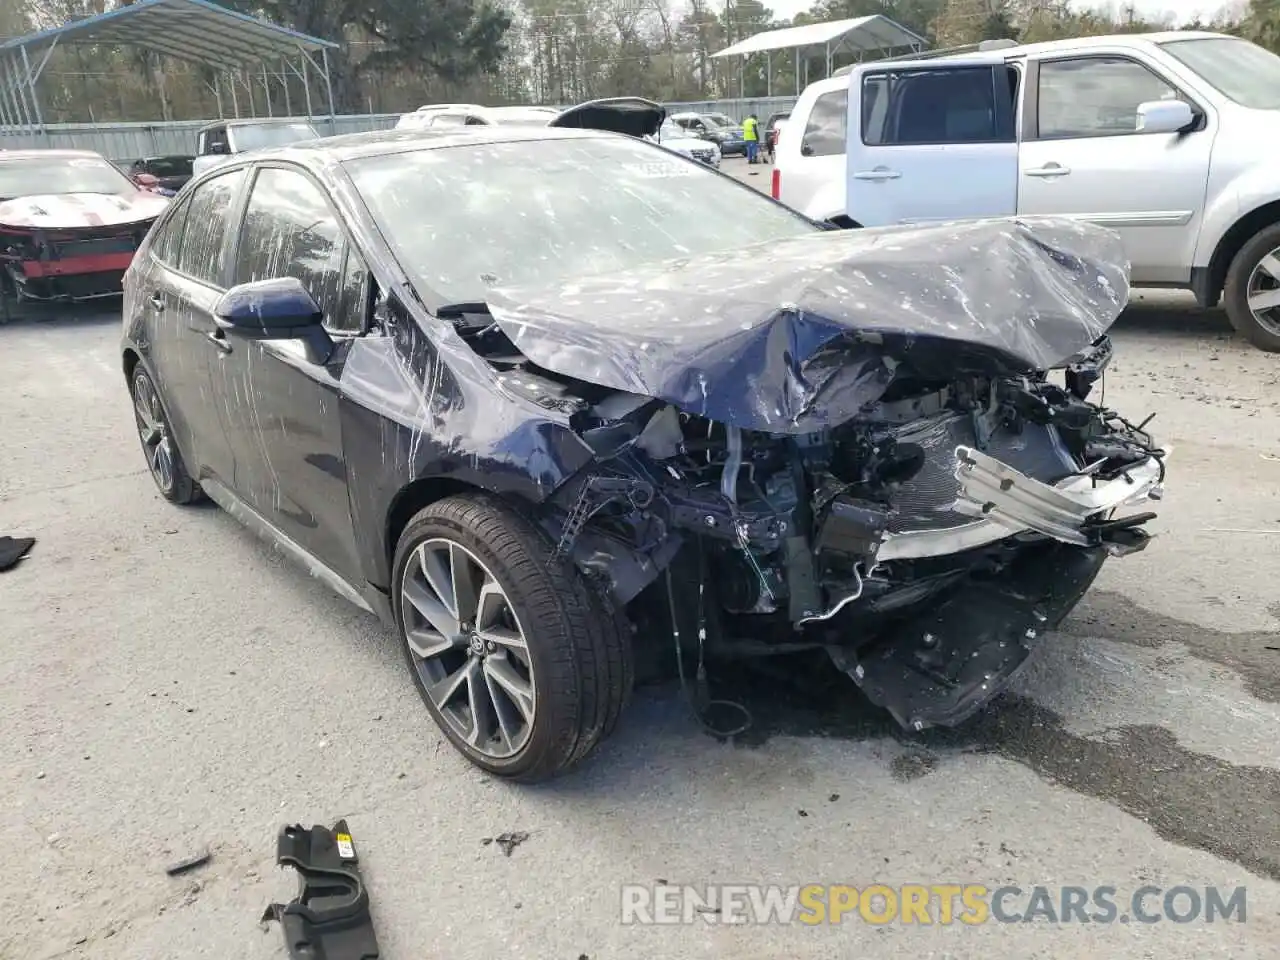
[475, 218, 1166, 731]
[1, 222, 152, 305]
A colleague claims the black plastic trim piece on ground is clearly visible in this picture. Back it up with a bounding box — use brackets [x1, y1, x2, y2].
[261, 819, 380, 960]
[0, 536, 35, 572]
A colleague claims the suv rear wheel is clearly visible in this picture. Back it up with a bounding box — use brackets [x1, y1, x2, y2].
[391, 494, 632, 781]
[1223, 222, 1280, 352]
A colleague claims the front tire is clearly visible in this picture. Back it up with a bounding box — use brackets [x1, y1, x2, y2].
[1222, 222, 1280, 352]
[391, 494, 633, 782]
[130, 366, 201, 504]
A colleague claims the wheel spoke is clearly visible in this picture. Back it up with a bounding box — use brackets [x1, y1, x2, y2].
[406, 626, 456, 660]
[449, 543, 481, 623]
[485, 657, 535, 725]
[483, 668, 518, 754]
[418, 544, 458, 617]
[464, 662, 497, 749]
[428, 656, 477, 710]
[1257, 253, 1280, 282]
[477, 625, 525, 652]
[1248, 287, 1280, 312]
[402, 575, 460, 638]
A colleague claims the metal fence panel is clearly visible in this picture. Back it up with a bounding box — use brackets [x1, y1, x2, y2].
[0, 98, 802, 161]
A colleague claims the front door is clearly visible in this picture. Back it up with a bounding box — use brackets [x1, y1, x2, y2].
[1016, 54, 1215, 284]
[846, 60, 1021, 226]
[211, 163, 369, 583]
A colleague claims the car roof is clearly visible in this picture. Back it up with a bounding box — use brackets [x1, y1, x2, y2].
[197, 118, 318, 132]
[0, 148, 105, 162]
[221, 125, 630, 168]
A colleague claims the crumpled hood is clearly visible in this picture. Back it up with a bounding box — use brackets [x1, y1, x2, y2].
[0, 191, 168, 230]
[484, 217, 1130, 433]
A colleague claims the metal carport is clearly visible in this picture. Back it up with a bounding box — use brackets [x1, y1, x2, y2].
[0, 0, 340, 141]
[711, 15, 928, 96]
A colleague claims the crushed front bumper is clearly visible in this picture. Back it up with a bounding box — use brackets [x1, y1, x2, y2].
[829, 540, 1116, 731]
[952, 445, 1163, 546]
[877, 443, 1165, 561]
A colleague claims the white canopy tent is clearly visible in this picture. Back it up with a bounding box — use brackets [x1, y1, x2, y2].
[711, 15, 927, 96]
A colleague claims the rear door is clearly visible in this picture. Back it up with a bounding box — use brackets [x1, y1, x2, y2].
[846, 59, 1020, 226]
[138, 166, 248, 483]
[214, 162, 368, 582]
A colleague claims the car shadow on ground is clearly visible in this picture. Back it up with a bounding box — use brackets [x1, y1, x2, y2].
[534, 590, 1280, 882]
[1113, 296, 1236, 341]
[0, 298, 122, 329]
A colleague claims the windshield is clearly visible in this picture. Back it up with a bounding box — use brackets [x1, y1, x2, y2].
[0, 156, 134, 200]
[699, 117, 725, 131]
[346, 137, 816, 302]
[658, 121, 686, 141]
[1161, 37, 1280, 110]
[232, 122, 320, 151]
[706, 113, 734, 127]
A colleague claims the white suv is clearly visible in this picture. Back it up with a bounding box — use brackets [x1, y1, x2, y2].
[779, 32, 1280, 352]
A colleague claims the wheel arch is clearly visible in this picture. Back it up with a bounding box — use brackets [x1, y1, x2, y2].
[122, 346, 142, 382]
[1200, 200, 1280, 308]
[384, 476, 493, 582]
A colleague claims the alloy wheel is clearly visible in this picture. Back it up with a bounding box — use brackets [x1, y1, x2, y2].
[1245, 247, 1280, 337]
[132, 372, 175, 494]
[401, 538, 536, 759]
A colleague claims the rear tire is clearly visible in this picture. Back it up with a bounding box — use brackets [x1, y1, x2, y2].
[392, 494, 633, 782]
[130, 366, 201, 504]
[1222, 222, 1280, 352]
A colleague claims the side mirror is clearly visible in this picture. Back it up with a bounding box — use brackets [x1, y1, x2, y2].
[1136, 99, 1195, 135]
[213, 277, 333, 363]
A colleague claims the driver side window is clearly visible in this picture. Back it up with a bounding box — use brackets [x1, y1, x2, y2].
[233, 166, 368, 334]
[1036, 57, 1181, 139]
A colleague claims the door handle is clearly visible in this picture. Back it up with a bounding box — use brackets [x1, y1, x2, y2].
[205, 330, 232, 354]
[1025, 164, 1071, 177]
[852, 168, 901, 181]
[148, 294, 165, 311]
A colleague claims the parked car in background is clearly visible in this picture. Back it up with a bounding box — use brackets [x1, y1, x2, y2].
[128, 155, 195, 194]
[837, 30, 1280, 352]
[702, 111, 738, 128]
[764, 110, 790, 154]
[652, 119, 722, 167]
[771, 75, 849, 224]
[0, 149, 168, 321]
[486, 105, 563, 124]
[121, 123, 1162, 782]
[394, 104, 493, 129]
[191, 119, 321, 177]
[669, 112, 747, 156]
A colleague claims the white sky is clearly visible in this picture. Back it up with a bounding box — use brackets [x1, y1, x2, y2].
[761, 0, 1245, 26]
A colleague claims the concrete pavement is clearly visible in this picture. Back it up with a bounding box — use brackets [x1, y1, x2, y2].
[1, 258, 1278, 957]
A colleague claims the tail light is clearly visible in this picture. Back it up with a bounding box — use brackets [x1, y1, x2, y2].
[771, 168, 781, 200]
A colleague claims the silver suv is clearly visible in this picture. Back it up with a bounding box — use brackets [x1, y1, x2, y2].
[833, 31, 1280, 351]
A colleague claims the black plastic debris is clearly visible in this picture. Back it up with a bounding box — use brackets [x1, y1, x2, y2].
[261, 819, 380, 960]
[481, 831, 530, 857]
[165, 848, 212, 876]
[0, 536, 35, 572]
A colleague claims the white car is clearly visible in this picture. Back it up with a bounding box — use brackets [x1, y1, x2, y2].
[652, 120, 721, 168]
[191, 119, 321, 177]
[778, 31, 1280, 351]
[395, 105, 563, 130]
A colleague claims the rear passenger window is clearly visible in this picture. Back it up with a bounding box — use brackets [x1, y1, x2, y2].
[801, 89, 848, 157]
[862, 66, 1017, 145]
[151, 195, 191, 265]
[174, 168, 245, 285]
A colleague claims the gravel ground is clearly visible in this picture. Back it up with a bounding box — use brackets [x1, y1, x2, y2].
[2, 178, 1279, 958]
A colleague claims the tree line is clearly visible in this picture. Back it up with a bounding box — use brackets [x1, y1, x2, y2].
[0, 0, 1265, 123]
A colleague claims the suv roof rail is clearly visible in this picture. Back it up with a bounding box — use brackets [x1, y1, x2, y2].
[827, 36, 1021, 77]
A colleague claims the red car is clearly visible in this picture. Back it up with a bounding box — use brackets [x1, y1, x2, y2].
[0, 149, 170, 321]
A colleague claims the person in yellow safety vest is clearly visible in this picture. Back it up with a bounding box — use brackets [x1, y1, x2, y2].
[743, 114, 759, 164]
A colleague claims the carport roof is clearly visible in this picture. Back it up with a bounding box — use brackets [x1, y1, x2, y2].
[711, 15, 926, 59]
[0, 0, 338, 73]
